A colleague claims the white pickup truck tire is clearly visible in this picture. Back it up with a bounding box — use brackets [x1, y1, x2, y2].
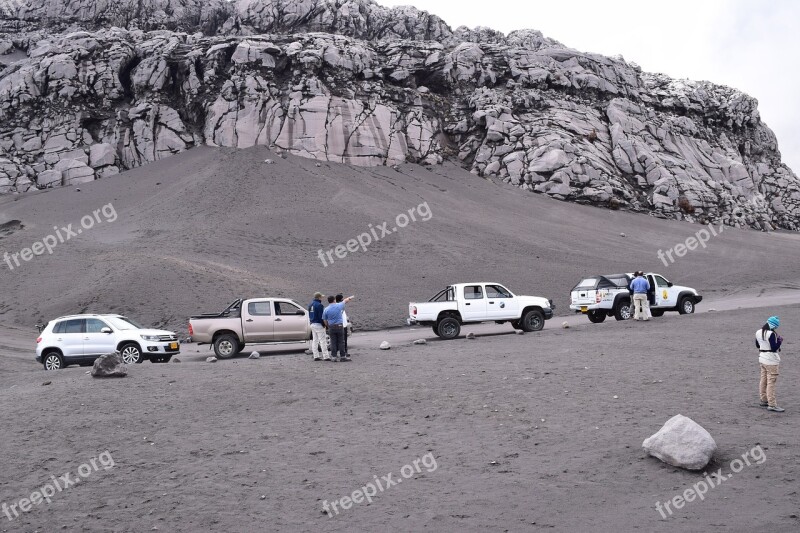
[613, 299, 632, 321]
[587, 310, 606, 323]
[521, 309, 545, 332]
[436, 317, 461, 339]
[678, 297, 696, 314]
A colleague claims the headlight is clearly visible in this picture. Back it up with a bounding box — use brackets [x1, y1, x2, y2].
[141, 335, 160, 341]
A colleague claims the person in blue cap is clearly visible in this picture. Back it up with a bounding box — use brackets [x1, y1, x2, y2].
[755, 316, 784, 412]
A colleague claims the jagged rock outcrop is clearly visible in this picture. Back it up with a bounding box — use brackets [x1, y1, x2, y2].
[1, 0, 798, 229]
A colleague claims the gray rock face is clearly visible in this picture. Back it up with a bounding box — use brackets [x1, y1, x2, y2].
[642, 414, 717, 470]
[1, 0, 798, 229]
[91, 351, 128, 377]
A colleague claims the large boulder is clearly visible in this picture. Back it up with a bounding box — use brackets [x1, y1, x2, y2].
[642, 414, 717, 470]
[91, 352, 128, 378]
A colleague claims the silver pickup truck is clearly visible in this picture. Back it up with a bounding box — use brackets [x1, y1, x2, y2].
[189, 298, 311, 358]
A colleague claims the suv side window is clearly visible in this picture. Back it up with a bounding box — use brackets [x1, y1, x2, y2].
[53, 321, 67, 334]
[486, 285, 512, 298]
[464, 285, 484, 300]
[63, 319, 84, 333]
[85, 318, 110, 333]
[248, 302, 272, 316]
[275, 302, 303, 316]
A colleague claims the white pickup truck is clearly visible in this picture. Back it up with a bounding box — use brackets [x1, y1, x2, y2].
[569, 273, 703, 322]
[408, 282, 555, 339]
[189, 298, 311, 358]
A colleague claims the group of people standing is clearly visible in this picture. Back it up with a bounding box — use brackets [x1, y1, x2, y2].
[308, 292, 354, 362]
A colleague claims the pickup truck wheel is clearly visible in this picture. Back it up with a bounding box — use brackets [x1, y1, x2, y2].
[436, 317, 461, 339]
[521, 310, 545, 332]
[678, 297, 695, 315]
[587, 310, 606, 323]
[614, 300, 632, 321]
[651, 309, 665, 317]
[120, 343, 144, 364]
[431, 325, 439, 336]
[214, 334, 240, 359]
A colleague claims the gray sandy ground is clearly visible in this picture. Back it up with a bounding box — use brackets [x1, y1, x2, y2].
[0, 305, 798, 532]
[1, 146, 799, 333]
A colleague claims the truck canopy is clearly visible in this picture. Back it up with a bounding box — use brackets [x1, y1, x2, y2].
[572, 274, 631, 291]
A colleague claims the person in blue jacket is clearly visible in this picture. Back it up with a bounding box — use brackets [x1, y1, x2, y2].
[308, 292, 330, 361]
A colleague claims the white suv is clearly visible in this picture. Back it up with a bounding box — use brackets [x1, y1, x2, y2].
[36, 314, 180, 370]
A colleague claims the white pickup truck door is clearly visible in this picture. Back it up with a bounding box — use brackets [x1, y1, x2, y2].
[485, 284, 519, 319]
[461, 285, 487, 321]
[653, 275, 679, 308]
[243, 300, 275, 342]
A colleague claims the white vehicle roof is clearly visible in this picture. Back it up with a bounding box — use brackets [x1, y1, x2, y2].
[49, 314, 128, 321]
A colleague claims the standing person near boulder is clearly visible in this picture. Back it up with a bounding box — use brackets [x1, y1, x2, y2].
[323, 294, 354, 362]
[629, 271, 651, 321]
[308, 292, 331, 361]
[756, 316, 784, 412]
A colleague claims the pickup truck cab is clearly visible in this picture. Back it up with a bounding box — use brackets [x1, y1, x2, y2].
[569, 273, 702, 322]
[409, 282, 555, 339]
[189, 298, 311, 358]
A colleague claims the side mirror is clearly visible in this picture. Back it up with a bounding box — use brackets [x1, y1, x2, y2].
[667, 282, 673, 287]
[101, 327, 113, 334]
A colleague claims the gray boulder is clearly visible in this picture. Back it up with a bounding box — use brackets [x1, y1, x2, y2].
[642, 414, 717, 470]
[91, 351, 127, 378]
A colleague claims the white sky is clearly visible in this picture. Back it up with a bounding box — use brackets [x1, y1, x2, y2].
[375, 0, 800, 174]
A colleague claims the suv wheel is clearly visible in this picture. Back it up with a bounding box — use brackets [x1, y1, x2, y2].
[587, 310, 606, 323]
[678, 297, 695, 315]
[436, 317, 461, 339]
[651, 309, 665, 317]
[120, 343, 144, 364]
[614, 300, 632, 321]
[214, 334, 240, 358]
[43, 351, 64, 370]
[521, 309, 545, 332]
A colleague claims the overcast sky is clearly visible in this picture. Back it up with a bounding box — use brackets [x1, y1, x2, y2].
[375, 0, 799, 174]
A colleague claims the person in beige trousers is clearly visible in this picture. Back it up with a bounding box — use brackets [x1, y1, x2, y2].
[756, 315, 784, 412]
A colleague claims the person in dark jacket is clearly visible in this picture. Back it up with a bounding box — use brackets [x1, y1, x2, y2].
[308, 292, 330, 361]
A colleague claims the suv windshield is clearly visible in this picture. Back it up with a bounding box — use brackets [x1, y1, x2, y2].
[106, 316, 144, 330]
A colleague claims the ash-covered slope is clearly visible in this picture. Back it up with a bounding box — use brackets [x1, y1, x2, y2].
[0, 0, 798, 230]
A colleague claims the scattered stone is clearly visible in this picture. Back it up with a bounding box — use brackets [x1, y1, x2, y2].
[466, 332, 476, 339]
[42, 381, 51, 386]
[249, 352, 260, 359]
[613, 395, 619, 399]
[172, 358, 181, 363]
[561, 322, 570, 329]
[642, 414, 717, 470]
[91, 352, 127, 378]
[315, 163, 322, 167]
[515, 330, 524, 335]
[379, 341, 391, 350]
[708, 308, 717, 312]
[264, 159, 274, 164]
[413, 339, 427, 345]
[206, 356, 218, 363]
[620, 232, 626, 237]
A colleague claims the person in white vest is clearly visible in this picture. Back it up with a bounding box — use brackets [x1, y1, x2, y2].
[755, 315, 784, 412]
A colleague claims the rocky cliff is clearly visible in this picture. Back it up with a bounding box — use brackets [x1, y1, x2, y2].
[1, 0, 797, 229]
